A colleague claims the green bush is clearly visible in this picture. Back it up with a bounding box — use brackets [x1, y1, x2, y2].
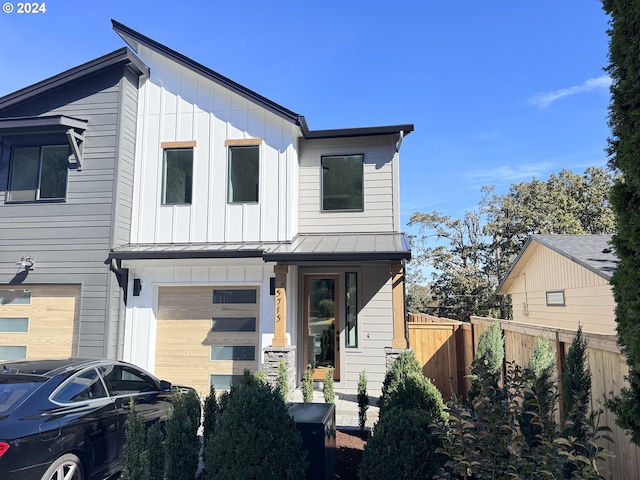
[121, 398, 149, 480]
[204, 371, 306, 480]
[357, 370, 369, 433]
[362, 351, 447, 480]
[254, 369, 267, 385]
[323, 367, 335, 403]
[434, 360, 612, 480]
[473, 321, 504, 375]
[379, 371, 447, 422]
[202, 384, 218, 443]
[277, 360, 289, 401]
[302, 364, 314, 402]
[359, 407, 444, 480]
[166, 391, 200, 480]
[520, 338, 557, 448]
[146, 422, 165, 480]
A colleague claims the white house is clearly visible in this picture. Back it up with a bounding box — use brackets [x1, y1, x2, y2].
[108, 21, 413, 397]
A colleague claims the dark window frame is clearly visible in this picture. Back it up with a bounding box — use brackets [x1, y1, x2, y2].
[345, 272, 358, 348]
[320, 154, 364, 212]
[7, 144, 70, 203]
[227, 145, 260, 204]
[162, 147, 193, 205]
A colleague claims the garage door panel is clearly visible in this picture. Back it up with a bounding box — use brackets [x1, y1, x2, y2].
[156, 286, 260, 396]
[0, 285, 80, 360]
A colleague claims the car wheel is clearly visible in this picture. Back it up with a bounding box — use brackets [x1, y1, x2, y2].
[40, 453, 83, 480]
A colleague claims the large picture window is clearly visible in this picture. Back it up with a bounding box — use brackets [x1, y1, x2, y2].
[162, 148, 193, 205]
[8, 145, 69, 202]
[321, 154, 363, 211]
[228, 145, 259, 203]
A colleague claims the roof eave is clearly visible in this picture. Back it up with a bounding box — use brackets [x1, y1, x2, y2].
[111, 19, 302, 127]
[304, 124, 414, 140]
[0, 48, 149, 113]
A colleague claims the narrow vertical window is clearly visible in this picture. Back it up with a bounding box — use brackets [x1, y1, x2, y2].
[228, 145, 259, 203]
[345, 272, 358, 347]
[321, 154, 364, 211]
[162, 148, 193, 205]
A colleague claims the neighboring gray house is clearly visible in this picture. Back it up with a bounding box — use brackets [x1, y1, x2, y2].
[0, 48, 148, 360]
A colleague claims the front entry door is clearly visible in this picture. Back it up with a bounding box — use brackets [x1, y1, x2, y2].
[304, 275, 340, 380]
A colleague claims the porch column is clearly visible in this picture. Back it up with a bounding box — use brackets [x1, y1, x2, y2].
[272, 264, 288, 347]
[390, 262, 407, 349]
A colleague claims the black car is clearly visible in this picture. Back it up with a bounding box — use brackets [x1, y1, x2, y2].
[0, 358, 176, 480]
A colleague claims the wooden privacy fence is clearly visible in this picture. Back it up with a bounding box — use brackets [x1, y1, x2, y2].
[406, 313, 472, 398]
[470, 316, 640, 480]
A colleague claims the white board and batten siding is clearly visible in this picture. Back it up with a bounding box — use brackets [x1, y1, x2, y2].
[298, 135, 400, 234]
[130, 46, 300, 246]
[508, 246, 616, 334]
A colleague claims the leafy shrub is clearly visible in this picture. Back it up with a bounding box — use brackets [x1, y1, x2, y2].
[121, 398, 149, 480]
[302, 364, 314, 402]
[183, 388, 202, 435]
[360, 407, 444, 480]
[277, 360, 289, 401]
[166, 391, 200, 480]
[323, 367, 335, 403]
[357, 370, 369, 433]
[434, 360, 612, 480]
[204, 371, 306, 480]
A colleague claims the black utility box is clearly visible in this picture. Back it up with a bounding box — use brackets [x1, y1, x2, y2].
[287, 402, 336, 480]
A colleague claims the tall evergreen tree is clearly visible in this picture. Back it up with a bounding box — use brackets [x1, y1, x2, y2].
[602, 0, 640, 445]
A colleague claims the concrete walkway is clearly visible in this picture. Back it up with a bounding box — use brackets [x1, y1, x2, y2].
[291, 387, 379, 429]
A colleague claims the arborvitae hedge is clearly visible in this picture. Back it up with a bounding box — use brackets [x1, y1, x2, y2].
[603, 0, 640, 445]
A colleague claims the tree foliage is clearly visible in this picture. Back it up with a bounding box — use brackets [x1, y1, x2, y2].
[602, 0, 640, 447]
[408, 167, 615, 321]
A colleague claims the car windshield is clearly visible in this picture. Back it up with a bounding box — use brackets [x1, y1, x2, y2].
[0, 374, 47, 414]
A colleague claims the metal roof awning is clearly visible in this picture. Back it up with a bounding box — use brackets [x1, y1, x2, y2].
[109, 233, 411, 263]
[263, 233, 411, 262]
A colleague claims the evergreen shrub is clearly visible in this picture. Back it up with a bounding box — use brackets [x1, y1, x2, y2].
[166, 391, 200, 480]
[204, 371, 306, 480]
[323, 367, 335, 403]
[302, 364, 314, 402]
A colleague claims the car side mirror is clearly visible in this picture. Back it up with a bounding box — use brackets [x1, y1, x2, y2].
[159, 380, 172, 392]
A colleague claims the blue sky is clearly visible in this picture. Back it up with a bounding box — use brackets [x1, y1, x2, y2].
[0, 0, 611, 229]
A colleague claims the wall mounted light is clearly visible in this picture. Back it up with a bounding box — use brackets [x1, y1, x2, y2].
[16, 255, 35, 271]
[133, 278, 142, 296]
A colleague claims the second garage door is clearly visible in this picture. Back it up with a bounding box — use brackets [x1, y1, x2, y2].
[156, 286, 260, 395]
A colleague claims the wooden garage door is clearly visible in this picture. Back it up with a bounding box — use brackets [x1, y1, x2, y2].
[0, 285, 80, 361]
[156, 286, 260, 395]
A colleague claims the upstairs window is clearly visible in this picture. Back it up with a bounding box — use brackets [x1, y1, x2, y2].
[162, 148, 193, 205]
[321, 154, 363, 211]
[8, 145, 69, 202]
[228, 145, 259, 203]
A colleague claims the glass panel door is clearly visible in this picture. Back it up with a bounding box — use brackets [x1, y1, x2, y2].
[304, 275, 340, 380]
